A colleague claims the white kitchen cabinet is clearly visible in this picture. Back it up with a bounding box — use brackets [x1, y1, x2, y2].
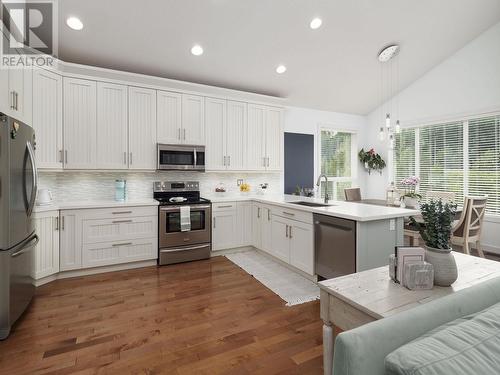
[157, 90, 182, 144]
[32, 210, 60, 280]
[270, 214, 314, 275]
[252, 203, 262, 249]
[212, 208, 238, 251]
[59, 210, 81, 271]
[63, 77, 97, 169]
[205, 97, 226, 170]
[97, 82, 128, 169]
[246, 104, 266, 170]
[128, 86, 157, 170]
[260, 205, 273, 253]
[182, 94, 205, 145]
[226, 101, 247, 170]
[32, 69, 63, 168]
[265, 107, 283, 171]
[289, 220, 314, 275]
[237, 202, 253, 246]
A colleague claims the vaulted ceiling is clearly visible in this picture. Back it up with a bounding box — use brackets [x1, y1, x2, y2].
[57, 0, 500, 114]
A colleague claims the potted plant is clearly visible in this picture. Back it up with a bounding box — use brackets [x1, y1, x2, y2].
[400, 176, 422, 208]
[358, 148, 386, 175]
[411, 199, 458, 286]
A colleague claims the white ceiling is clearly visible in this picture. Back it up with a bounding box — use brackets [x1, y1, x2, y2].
[57, 0, 500, 115]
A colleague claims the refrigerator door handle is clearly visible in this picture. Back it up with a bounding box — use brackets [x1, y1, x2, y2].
[26, 141, 38, 217]
[10, 233, 39, 257]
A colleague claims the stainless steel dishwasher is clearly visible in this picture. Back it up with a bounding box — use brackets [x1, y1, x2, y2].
[314, 214, 356, 280]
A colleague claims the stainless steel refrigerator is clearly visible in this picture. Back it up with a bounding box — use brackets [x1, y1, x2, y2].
[0, 112, 38, 340]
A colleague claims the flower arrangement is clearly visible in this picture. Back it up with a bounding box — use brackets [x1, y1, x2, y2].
[358, 148, 386, 175]
[400, 176, 422, 199]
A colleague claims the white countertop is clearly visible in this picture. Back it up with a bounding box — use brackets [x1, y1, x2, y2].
[210, 194, 419, 222]
[33, 199, 159, 213]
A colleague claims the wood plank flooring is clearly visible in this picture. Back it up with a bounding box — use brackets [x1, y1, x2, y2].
[0, 256, 323, 375]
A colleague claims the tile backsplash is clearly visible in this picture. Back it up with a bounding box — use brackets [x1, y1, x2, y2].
[38, 171, 283, 202]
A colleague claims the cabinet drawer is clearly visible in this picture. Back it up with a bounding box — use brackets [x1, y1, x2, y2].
[271, 206, 313, 224]
[77, 205, 157, 219]
[212, 202, 238, 212]
[82, 215, 157, 244]
[82, 238, 157, 268]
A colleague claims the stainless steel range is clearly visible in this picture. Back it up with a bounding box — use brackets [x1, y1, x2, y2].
[154, 181, 211, 265]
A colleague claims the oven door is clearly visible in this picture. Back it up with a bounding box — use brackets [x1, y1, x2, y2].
[157, 144, 205, 171]
[159, 205, 211, 248]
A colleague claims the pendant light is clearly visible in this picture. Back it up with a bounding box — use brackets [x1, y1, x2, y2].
[378, 44, 400, 148]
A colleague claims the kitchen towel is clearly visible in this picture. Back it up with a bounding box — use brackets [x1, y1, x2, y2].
[180, 206, 191, 231]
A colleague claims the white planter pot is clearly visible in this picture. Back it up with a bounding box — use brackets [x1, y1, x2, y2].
[404, 196, 418, 209]
[424, 246, 458, 287]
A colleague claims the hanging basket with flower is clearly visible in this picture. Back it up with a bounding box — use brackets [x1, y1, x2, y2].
[358, 148, 386, 175]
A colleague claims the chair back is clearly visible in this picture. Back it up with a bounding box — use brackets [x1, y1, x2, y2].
[453, 196, 487, 241]
[426, 191, 456, 204]
[344, 187, 362, 202]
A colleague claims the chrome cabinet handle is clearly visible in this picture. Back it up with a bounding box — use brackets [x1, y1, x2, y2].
[257, 207, 261, 218]
[55, 216, 59, 231]
[267, 209, 271, 221]
[129, 152, 133, 165]
[15, 92, 18, 110]
[289, 226, 292, 239]
[178, 128, 181, 140]
[10, 91, 14, 109]
[223, 156, 226, 166]
[285, 224, 288, 238]
[112, 219, 132, 224]
[65, 150, 68, 164]
[227, 156, 230, 166]
[283, 211, 295, 216]
[217, 205, 233, 209]
[112, 211, 132, 215]
[183, 129, 186, 140]
[112, 242, 132, 247]
[124, 152, 127, 165]
[213, 217, 216, 229]
[59, 150, 63, 163]
[61, 216, 65, 230]
[263, 157, 266, 167]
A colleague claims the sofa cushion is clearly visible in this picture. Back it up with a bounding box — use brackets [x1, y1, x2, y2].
[385, 301, 500, 375]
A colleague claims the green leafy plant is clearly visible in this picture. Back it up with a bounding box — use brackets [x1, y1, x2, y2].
[411, 199, 457, 250]
[358, 148, 386, 175]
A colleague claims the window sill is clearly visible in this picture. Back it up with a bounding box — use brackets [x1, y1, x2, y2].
[485, 215, 500, 224]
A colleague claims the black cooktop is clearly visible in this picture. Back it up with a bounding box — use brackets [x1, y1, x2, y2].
[154, 196, 211, 206]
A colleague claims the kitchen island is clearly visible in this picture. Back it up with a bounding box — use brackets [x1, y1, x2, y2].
[209, 194, 418, 279]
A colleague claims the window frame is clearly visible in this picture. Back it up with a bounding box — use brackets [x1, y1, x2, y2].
[316, 125, 358, 200]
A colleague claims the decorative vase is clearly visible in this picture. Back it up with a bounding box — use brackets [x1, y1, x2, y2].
[404, 196, 418, 209]
[424, 246, 458, 287]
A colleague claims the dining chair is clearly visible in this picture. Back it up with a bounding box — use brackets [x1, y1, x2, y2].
[451, 196, 488, 258]
[344, 187, 362, 202]
[426, 191, 456, 204]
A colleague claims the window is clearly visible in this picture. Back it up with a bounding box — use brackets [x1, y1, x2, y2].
[468, 116, 500, 214]
[393, 114, 500, 215]
[319, 129, 356, 200]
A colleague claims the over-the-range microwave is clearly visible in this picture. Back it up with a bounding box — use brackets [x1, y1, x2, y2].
[157, 144, 205, 171]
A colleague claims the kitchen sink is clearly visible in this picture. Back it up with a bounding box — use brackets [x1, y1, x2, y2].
[289, 201, 333, 208]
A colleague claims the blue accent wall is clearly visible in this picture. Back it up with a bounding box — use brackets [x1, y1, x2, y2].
[284, 132, 314, 194]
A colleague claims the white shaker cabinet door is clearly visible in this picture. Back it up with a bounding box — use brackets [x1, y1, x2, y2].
[246, 104, 266, 171]
[128, 86, 157, 170]
[182, 94, 205, 145]
[63, 77, 97, 169]
[97, 82, 128, 169]
[252, 204, 262, 249]
[8, 65, 33, 125]
[212, 210, 238, 251]
[271, 216, 290, 263]
[32, 210, 60, 280]
[265, 107, 283, 171]
[32, 69, 63, 168]
[237, 202, 253, 247]
[260, 206, 273, 254]
[205, 97, 226, 171]
[289, 221, 314, 275]
[226, 101, 247, 170]
[59, 211, 81, 271]
[157, 90, 182, 144]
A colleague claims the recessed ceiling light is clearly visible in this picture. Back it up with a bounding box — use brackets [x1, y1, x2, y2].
[276, 65, 287, 74]
[191, 44, 204, 56]
[310, 18, 322, 30]
[66, 16, 83, 31]
[378, 45, 400, 62]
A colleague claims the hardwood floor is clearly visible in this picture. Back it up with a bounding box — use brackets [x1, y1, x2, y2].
[0, 256, 323, 375]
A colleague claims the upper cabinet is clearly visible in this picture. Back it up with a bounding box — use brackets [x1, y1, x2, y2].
[265, 107, 283, 171]
[226, 101, 247, 170]
[205, 97, 226, 170]
[128, 86, 157, 170]
[96, 82, 128, 169]
[182, 94, 205, 145]
[63, 77, 97, 169]
[32, 69, 63, 168]
[157, 90, 182, 144]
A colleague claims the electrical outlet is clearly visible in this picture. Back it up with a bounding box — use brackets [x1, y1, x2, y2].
[237, 179, 243, 186]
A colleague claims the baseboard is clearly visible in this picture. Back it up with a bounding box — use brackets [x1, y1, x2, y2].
[211, 246, 254, 257]
[483, 244, 500, 255]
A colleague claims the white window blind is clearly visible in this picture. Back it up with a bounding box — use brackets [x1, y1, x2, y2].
[468, 115, 500, 214]
[319, 130, 354, 200]
[394, 128, 416, 189]
[419, 121, 464, 204]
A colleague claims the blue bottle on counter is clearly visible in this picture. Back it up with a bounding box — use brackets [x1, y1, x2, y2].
[115, 179, 127, 201]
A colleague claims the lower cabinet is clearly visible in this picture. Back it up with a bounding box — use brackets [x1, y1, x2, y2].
[60, 206, 158, 271]
[32, 210, 60, 280]
[212, 201, 254, 251]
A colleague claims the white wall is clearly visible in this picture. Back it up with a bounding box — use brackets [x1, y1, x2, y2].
[284, 106, 368, 191]
[364, 21, 500, 252]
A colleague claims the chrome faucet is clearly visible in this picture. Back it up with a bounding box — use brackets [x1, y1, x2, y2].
[316, 174, 329, 204]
